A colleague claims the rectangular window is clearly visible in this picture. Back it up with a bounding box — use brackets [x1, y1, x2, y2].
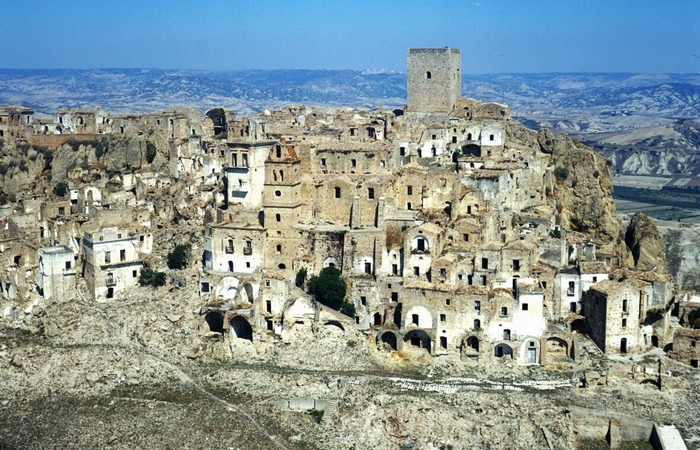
[104, 251, 111, 264]
[622, 318, 627, 328]
[351, 159, 357, 167]
[120, 249, 126, 262]
[501, 307, 508, 316]
[480, 275, 486, 286]
[570, 302, 577, 313]
[412, 314, 419, 325]
[440, 268, 446, 279]
[522, 303, 529, 311]
[513, 260, 520, 271]
[391, 292, 398, 302]
[463, 234, 469, 242]
[567, 281, 575, 296]
[481, 258, 488, 270]
[445, 298, 451, 306]
[321, 158, 326, 166]
[132, 270, 137, 277]
[364, 262, 371, 274]
[407, 186, 413, 195]
[440, 336, 447, 349]
[392, 264, 398, 275]
[440, 314, 446, 322]
[65, 261, 71, 270]
[475, 300, 481, 311]
[361, 296, 367, 306]
[400, 146, 406, 156]
[232, 154, 237, 167]
[368, 188, 375, 199]
[334, 187, 341, 198]
[622, 299, 628, 312]
[58, 207, 65, 215]
[241, 154, 248, 167]
[413, 266, 420, 276]
[266, 300, 272, 313]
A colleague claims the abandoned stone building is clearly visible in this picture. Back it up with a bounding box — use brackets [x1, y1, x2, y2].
[82, 227, 143, 301]
[0, 47, 686, 369]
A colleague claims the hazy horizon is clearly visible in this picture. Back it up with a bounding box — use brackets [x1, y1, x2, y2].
[1, 1, 699, 74]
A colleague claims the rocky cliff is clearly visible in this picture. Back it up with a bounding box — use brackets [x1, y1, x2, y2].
[625, 213, 667, 272]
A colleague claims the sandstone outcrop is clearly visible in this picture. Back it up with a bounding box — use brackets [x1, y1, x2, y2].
[625, 212, 667, 272]
[551, 133, 620, 243]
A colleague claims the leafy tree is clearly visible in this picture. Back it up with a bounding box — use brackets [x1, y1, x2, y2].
[53, 182, 68, 197]
[139, 268, 166, 287]
[554, 166, 569, 182]
[146, 142, 157, 164]
[167, 244, 190, 270]
[308, 266, 347, 311]
[688, 308, 700, 329]
[295, 268, 307, 288]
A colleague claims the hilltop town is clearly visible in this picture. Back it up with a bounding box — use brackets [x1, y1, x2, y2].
[0, 49, 698, 449]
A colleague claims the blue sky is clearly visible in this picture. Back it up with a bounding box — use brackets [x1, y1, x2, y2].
[1, 0, 699, 73]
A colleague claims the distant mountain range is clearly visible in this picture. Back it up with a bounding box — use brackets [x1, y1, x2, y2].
[3, 68, 700, 177]
[1, 69, 699, 119]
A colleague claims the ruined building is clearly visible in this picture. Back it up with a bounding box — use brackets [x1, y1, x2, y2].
[0, 48, 688, 369]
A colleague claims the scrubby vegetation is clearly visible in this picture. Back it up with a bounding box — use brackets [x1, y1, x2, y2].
[167, 244, 190, 270]
[307, 266, 354, 316]
[53, 182, 69, 197]
[139, 268, 166, 287]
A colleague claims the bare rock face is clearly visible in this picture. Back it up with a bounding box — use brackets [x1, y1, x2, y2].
[625, 213, 667, 272]
[537, 128, 555, 154]
[551, 133, 620, 243]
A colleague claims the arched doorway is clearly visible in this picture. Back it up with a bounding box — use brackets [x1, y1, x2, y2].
[373, 312, 382, 326]
[546, 337, 570, 360]
[522, 339, 540, 364]
[205, 312, 224, 333]
[404, 330, 431, 353]
[230, 316, 253, 341]
[494, 343, 513, 358]
[380, 331, 397, 351]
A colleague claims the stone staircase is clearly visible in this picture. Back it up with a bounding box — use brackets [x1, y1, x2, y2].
[321, 400, 339, 425]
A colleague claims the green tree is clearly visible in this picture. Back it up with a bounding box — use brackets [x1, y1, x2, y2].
[308, 266, 347, 311]
[167, 244, 190, 270]
[688, 308, 700, 329]
[53, 182, 68, 197]
[139, 268, 166, 287]
[146, 142, 157, 164]
[295, 268, 307, 288]
[553, 166, 569, 182]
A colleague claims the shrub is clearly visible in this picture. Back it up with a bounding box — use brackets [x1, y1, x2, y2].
[554, 166, 569, 182]
[146, 142, 157, 164]
[308, 266, 347, 312]
[53, 182, 69, 197]
[295, 268, 307, 288]
[139, 268, 166, 287]
[214, 132, 228, 140]
[688, 308, 700, 329]
[167, 244, 190, 270]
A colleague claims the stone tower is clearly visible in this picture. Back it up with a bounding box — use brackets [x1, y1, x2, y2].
[407, 48, 461, 113]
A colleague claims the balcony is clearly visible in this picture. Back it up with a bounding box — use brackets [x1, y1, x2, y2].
[243, 247, 252, 256]
[225, 246, 234, 254]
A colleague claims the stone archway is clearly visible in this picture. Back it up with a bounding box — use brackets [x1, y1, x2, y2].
[230, 316, 253, 341]
[378, 331, 397, 351]
[494, 343, 513, 358]
[205, 312, 224, 334]
[404, 330, 431, 353]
